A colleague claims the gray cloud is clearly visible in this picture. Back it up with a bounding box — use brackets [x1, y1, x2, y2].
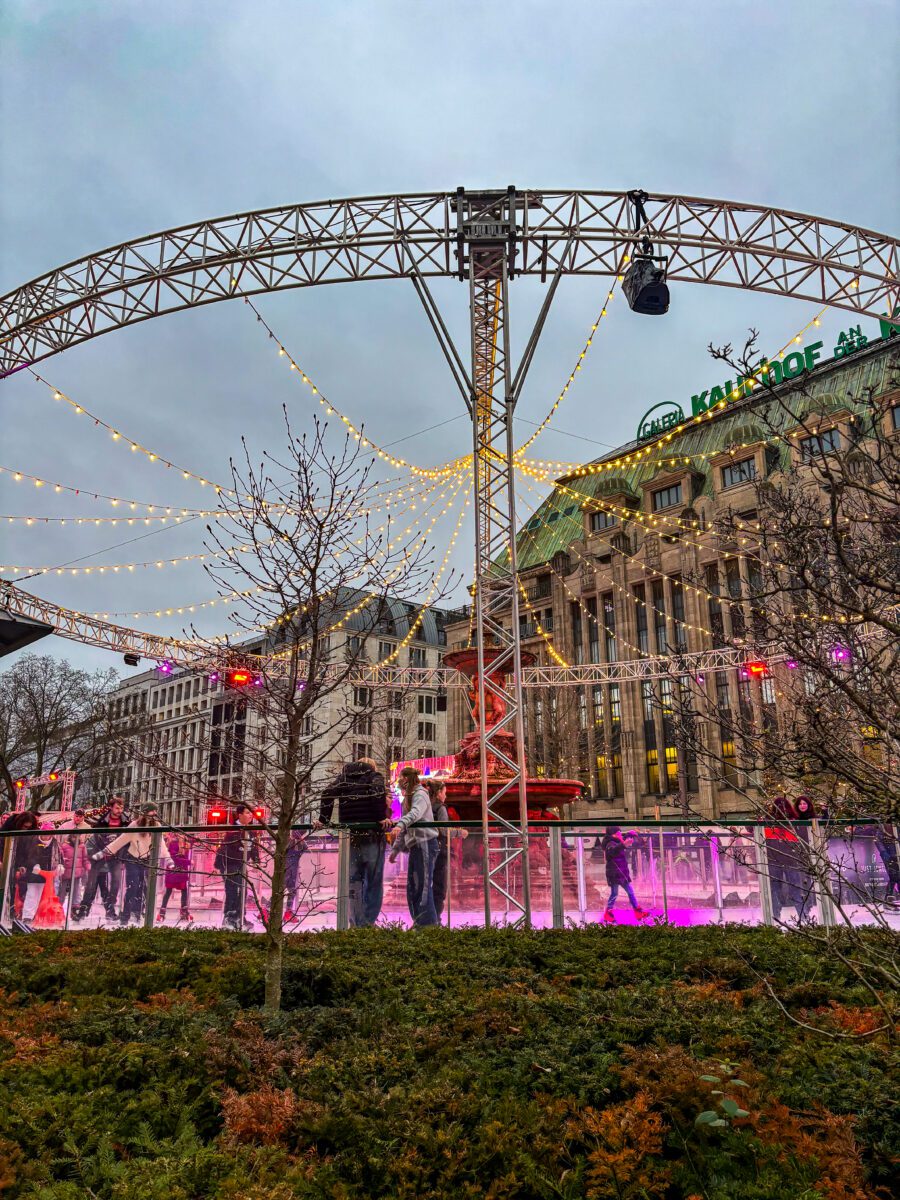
[1, 0, 897, 674]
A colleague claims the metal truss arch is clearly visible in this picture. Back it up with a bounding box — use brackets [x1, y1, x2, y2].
[1, 189, 897, 377]
[2, 579, 792, 687]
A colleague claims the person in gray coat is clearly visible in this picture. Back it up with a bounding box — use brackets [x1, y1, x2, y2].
[389, 766, 439, 927]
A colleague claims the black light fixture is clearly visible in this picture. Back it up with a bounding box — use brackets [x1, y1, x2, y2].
[0, 610, 54, 658]
[622, 190, 670, 316]
[123, 652, 141, 666]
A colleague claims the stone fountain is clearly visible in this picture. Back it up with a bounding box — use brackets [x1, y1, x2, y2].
[441, 646, 583, 820]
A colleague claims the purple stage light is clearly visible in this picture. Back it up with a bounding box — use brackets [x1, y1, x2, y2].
[831, 645, 851, 663]
[156, 660, 173, 674]
[786, 658, 798, 669]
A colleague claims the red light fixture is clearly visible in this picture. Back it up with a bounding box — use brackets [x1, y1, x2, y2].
[226, 667, 252, 687]
[253, 807, 266, 822]
[207, 805, 227, 825]
[744, 661, 769, 678]
[48, 772, 58, 782]
[15, 778, 26, 789]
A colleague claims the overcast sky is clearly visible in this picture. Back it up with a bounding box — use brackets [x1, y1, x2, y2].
[1, 0, 898, 678]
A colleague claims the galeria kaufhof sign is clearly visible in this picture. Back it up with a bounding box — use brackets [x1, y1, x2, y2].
[635, 311, 898, 442]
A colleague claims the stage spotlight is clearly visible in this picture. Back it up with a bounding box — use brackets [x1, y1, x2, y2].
[623, 189, 670, 316]
[622, 254, 670, 315]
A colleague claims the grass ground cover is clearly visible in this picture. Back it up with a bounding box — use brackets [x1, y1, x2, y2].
[0, 925, 896, 1198]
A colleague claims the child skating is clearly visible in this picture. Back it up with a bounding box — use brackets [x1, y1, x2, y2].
[600, 827, 650, 924]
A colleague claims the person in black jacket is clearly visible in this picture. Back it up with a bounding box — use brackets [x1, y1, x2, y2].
[315, 757, 391, 927]
[1, 810, 39, 920]
[72, 797, 131, 922]
[214, 803, 260, 931]
[601, 827, 650, 924]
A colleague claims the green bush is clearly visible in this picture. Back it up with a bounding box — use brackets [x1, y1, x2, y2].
[0, 927, 895, 1197]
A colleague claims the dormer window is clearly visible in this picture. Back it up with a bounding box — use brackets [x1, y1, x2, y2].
[590, 510, 618, 533]
[721, 458, 757, 489]
[651, 482, 682, 511]
[799, 428, 840, 462]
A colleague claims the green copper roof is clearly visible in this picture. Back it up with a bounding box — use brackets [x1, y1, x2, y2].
[509, 336, 897, 573]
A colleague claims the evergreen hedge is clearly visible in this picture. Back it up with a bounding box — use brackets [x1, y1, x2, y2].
[0, 926, 896, 1198]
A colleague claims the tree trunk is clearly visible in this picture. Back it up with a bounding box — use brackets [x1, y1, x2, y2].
[264, 926, 284, 1012]
[262, 730, 301, 1013]
[263, 818, 289, 1013]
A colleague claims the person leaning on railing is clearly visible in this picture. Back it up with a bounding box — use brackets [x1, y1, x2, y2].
[313, 757, 392, 928]
[91, 804, 163, 926]
[388, 766, 439, 928]
[423, 777, 467, 922]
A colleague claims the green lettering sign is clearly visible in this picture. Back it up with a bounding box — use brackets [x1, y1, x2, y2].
[636, 401, 686, 442]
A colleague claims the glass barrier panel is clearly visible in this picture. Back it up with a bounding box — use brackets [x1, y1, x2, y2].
[824, 825, 900, 928]
[714, 827, 766, 925]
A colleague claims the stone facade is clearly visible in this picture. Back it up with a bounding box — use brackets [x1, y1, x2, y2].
[445, 333, 899, 820]
[93, 599, 461, 820]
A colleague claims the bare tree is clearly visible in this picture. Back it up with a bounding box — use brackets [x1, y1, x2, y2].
[0, 655, 117, 811]
[657, 333, 900, 1027]
[143, 413, 444, 1010]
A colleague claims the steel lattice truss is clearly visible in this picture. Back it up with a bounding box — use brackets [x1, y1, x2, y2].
[465, 196, 533, 925]
[1, 189, 897, 376]
[1, 580, 785, 685]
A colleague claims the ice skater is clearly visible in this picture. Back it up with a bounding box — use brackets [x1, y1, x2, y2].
[600, 827, 650, 924]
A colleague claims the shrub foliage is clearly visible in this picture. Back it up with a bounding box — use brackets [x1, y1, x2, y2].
[0, 926, 896, 1198]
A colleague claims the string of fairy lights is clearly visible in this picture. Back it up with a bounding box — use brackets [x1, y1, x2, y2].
[88, 472, 465, 620]
[2, 272, 866, 667]
[243, 296, 469, 481]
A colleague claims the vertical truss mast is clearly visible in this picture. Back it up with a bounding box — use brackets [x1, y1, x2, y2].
[449, 187, 564, 924]
[458, 188, 531, 924]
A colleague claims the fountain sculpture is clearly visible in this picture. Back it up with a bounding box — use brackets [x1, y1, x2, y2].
[441, 646, 583, 820]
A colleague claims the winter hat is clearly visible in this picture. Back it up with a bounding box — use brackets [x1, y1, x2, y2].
[140, 802, 159, 815]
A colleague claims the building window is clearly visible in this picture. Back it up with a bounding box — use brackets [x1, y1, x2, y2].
[352, 686, 372, 708]
[671, 578, 687, 651]
[652, 580, 667, 651]
[590, 510, 618, 532]
[578, 690, 588, 731]
[609, 684, 621, 726]
[388, 717, 404, 739]
[596, 751, 623, 798]
[389, 690, 404, 710]
[721, 458, 757, 488]
[799, 428, 840, 461]
[646, 747, 660, 793]
[409, 647, 427, 668]
[592, 685, 604, 729]
[892, 405, 900, 431]
[652, 482, 682, 511]
[417, 720, 436, 742]
[417, 694, 436, 715]
[602, 593, 616, 662]
[664, 745, 679, 790]
[587, 597, 600, 662]
[720, 734, 739, 786]
[635, 585, 649, 654]
[570, 602, 583, 663]
[352, 743, 372, 761]
[352, 714, 373, 736]
[715, 671, 731, 713]
[378, 640, 395, 660]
